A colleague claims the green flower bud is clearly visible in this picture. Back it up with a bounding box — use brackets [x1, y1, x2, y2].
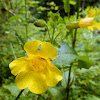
[66, 20, 80, 29]
[34, 19, 46, 27]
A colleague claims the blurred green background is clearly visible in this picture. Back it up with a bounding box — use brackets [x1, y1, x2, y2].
[0, 0, 100, 100]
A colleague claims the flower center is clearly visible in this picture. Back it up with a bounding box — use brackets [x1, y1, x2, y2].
[29, 56, 47, 72]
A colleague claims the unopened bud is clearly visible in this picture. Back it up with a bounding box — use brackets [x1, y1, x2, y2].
[66, 20, 80, 29]
[34, 19, 46, 27]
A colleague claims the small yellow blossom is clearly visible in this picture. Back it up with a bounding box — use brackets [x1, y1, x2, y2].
[9, 40, 63, 94]
[66, 9, 100, 31]
[79, 9, 100, 31]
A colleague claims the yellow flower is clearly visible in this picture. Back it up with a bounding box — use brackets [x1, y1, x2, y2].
[9, 40, 63, 94]
[79, 9, 100, 31]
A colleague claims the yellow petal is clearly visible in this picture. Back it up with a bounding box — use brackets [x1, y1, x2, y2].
[79, 17, 94, 28]
[88, 22, 100, 31]
[16, 71, 47, 94]
[9, 57, 29, 76]
[28, 72, 47, 94]
[24, 40, 41, 57]
[39, 42, 58, 59]
[16, 71, 31, 89]
[88, 9, 98, 17]
[88, 25, 94, 31]
[45, 63, 63, 87]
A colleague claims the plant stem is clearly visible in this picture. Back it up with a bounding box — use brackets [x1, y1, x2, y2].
[53, 26, 66, 41]
[15, 31, 25, 45]
[47, 26, 51, 41]
[67, 0, 70, 20]
[38, 94, 41, 99]
[82, 0, 85, 17]
[66, 64, 72, 100]
[51, 23, 55, 43]
[72, 0, 81, 48]
[76, 0, 81, 19]
[25, 0, 28, 40]
[53, 32, 60, 41]
[15, 89, 24, 100]
[43, 27, 47, 41]
[66, 0, 81, 99]
[72, 29, 77, 48]
[10, 42, 16, 59]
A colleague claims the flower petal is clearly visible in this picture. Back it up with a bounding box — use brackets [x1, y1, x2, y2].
[15, 71, 31, 89]
[45, 63, 63, 87]
[88, 25, 94, 31]
[88, 9, 98, 17]
[88, 22, 100, 31]
[79, 17, 94, 28]
[24, 40, 41, 57]
[28, 72, 47, 94]
[16, 71, 47, 94]
[9, 57, 29, 76]
[39, 42, 57, 59]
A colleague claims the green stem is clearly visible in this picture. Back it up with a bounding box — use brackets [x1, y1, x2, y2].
[25, 0, 28, 40]
[66, 0, 81, 99]
[71, 88, 73, 99]
[67, 0, 70, 20]
[16, 36, 24, 50]
[53, 26, 66, 41]
[15, 31, 25, 50]
[53, 32, 60, 41]
[51, 24, 55, 43]
[76, 0, 81, 19]
[72, 0, 81, 48]
[38, 94, 41, 99]
[47, 26, 51, 42]
[43, 27, 47, 41]
[10, 42, 16, 59]
[72, 29, 77, 48]
[15, 31, 24, 45]
[15, 89, 24, 100]
[66, 64, 72, 100]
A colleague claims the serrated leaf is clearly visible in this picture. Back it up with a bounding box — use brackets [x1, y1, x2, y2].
[78, 56, 93, 69]
[52, 54, 77, 67]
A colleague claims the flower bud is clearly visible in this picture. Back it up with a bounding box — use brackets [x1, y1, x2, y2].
[66, 20, 80, 29]
[34, 19, 46, 27]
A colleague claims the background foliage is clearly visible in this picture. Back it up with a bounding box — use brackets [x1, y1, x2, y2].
[0, 0, 100, 100]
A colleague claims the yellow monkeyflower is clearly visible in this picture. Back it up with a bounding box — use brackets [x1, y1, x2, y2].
[9, 40, 63, 94]
[79, 9, 100, 31]
[66, 9, 100, 31]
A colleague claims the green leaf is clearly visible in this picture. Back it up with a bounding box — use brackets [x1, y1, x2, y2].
[3, 83, 29, 97]
[56, 42, 76, 55]
[78, 56, 93, 69]
[69, 0, 76, 5]
[63, 0, 70, 13]
[85, 94, 100, 100]
[28, 1, 39, 5]
[52, 54, 77, 67]
[39, 6, 46, 11]
[8, 16, 24, 23]
[47, 87, 64, 100]
[50, 1, 55, 6]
